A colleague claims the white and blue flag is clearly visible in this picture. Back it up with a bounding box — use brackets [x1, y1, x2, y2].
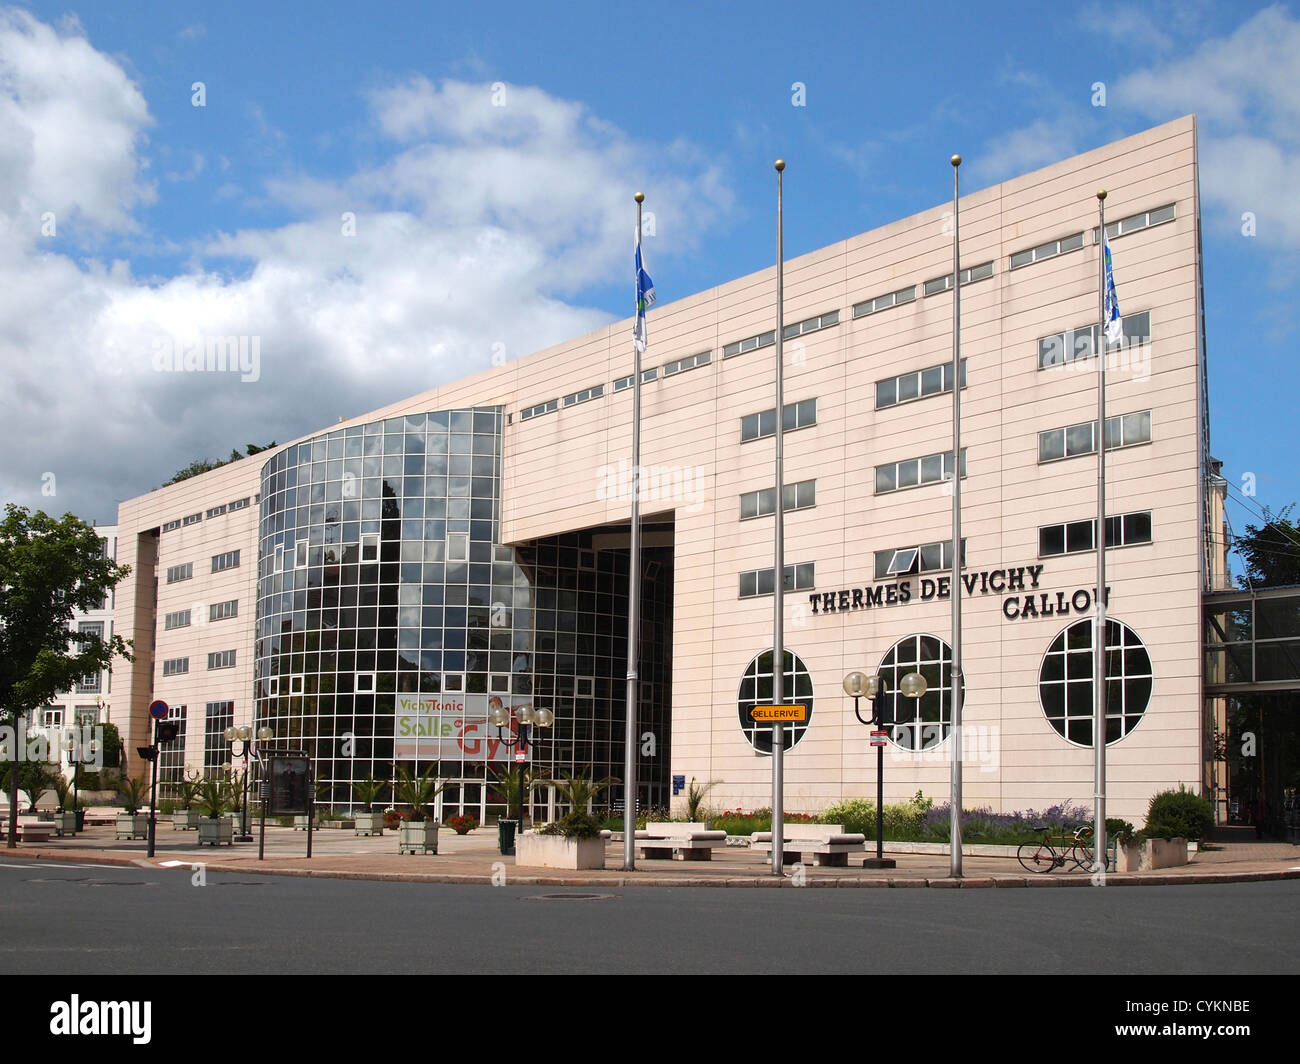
[634, 239, 656, 354]
[1103, 234, 1123, 345]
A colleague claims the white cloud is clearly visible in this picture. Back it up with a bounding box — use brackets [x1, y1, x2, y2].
[0, 10, 153, 235]
[0, 29, 733, 523]
[1114, 5, 1300, 246]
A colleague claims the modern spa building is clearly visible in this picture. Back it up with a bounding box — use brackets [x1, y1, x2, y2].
[109, 115, 1225, 823]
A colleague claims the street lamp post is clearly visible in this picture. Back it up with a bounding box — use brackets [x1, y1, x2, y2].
[843, 670, 928, 868]
[488, 702, 554, 827]
[61, 731, 97, 833]
[225, 725, 274, 842]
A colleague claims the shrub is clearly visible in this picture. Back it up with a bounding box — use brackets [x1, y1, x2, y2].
[1144, 786, 1214, 840]
[818, 798, 876, 836]
[540, 812, 603, 839]
[446, 815, 478, 835]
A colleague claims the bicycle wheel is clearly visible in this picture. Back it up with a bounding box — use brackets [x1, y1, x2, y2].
[1073, 842, 1097, 870]
[1017, 841, 1055, 873]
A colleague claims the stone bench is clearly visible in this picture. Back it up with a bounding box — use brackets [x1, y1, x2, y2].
[750, 823, 866, 867]
[634, 822, 728, 861]
[1, 819, 55, 843]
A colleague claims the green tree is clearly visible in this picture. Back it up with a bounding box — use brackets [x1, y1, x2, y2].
[1235, 504, 1299, 587]
[160, 441, 276, 486]
[0, 506, 133, 846]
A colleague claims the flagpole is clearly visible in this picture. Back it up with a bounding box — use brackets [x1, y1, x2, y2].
[949, 153, 964, 879]
[1094, 188, 1108, 871]
[771, 158, 786, 876]
[623, 191, 646, 871]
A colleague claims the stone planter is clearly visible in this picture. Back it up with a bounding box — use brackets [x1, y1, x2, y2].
[293, 815, 317, 831]
[1116, 837, 1190, 872]
[115, 813, 148, 840]
[398, 820, 439, 854]
[52, 811, 78, 837]
[198, 818, 234, 846]
[354, 811, 385, 836]
[172, 809, 200, 830]
[515, 832, 606, 870]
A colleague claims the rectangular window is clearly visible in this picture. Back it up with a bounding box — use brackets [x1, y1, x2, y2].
[205, 504, 227, 519]
[182, 512, 202, 527]
[739, 480, 816, 520]
[355, 672, 375, 694]
[360, 533, 379, 562]
[41, 708, 63, 729]
[852, 285, 916, 318]
[289, 674, 305, 695]
[447, 534, 468, 562]
[1038, 311, 1152, 369]
[520, 399, 559, 420]
[1105, 203, 1176, 239]
[162, 657, 189, 676]
[295, 541, 308, 568]
[161, 519, 181, 533]
[228, 497, 250, 512]
[779, 309, 840, 340]
[738, 562, 815, 599]
[1010, 231, 1086, 270]
[209, 599, 238, 621]
[875, 449, 966, 494]
[876, 360, 966, 409]
[614, 368, 658, 392]
[211, 550, 241, 573]
[1038, 410, 1152, 463]
[922, 262, 994, 296]
[562, 383, 604, 407]
[1038, 510, 1154, 557]
[662, 350, 711, 376]
[741, 397, 817, 443]
[163, 610, 191, 630]
[204, 702, 235, 774]
[165, 563, 193, 584]
[723, 329, 777, 359]
[874, 540, 967, 580]
[207, 650, 237, 670]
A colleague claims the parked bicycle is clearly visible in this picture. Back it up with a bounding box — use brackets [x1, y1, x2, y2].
[1016, 824, 1100, 873]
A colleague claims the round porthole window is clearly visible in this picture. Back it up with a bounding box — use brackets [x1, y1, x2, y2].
[1038, 618, 1152, 746]
[877, 634, 963, 751]
[737, 649, 814, 754]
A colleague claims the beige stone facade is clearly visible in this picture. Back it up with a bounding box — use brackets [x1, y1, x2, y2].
[113, 115, 1214, 822]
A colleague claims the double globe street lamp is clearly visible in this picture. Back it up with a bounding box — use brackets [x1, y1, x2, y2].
[487, 700, 553, 850]
[843, 669, 927, 868]
[224, 725, 274, 842]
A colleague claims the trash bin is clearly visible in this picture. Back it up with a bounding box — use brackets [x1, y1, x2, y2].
[74, 809, 86, 832]
[498, 818, 517, 856]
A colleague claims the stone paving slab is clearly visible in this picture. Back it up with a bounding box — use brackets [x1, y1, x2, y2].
[2, 823, 1296, 888]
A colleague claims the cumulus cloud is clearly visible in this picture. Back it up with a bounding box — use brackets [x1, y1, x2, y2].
[0, 20, 733, 524]
[1115, 4, 1300, 247]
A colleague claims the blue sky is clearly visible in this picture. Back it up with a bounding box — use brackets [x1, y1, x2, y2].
[2, 1, 1296, 573]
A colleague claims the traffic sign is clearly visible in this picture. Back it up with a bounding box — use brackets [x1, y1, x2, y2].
[870, 729, 888, 747]
[515, 751, 527, 763]
[148, 700, 169, 720]
[750, 704, 808, 724]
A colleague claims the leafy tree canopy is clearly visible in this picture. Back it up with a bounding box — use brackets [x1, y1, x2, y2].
[161, 441, 276, 486]
[0, 506, 134, 721]
[1236, 504, 1300, 588]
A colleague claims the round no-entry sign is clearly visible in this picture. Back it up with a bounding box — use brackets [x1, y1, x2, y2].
[149, 700, 169, 720]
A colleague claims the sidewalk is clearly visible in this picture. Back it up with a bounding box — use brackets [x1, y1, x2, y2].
[3, 821, 1298, 888]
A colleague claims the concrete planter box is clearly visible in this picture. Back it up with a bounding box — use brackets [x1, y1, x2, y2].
[198, 818, 234, 846]
[398, 820, 439, 854]
[115, 813, 148, 840]
[293, 815, 317, 831]
[515, 832, 606, 870]
[172, 809, 200, 830]
[354, 811, 384, 836]
[1116, 837, 1189, 872]
[321, 819, 355, 830]
[52, 811, 78, 836]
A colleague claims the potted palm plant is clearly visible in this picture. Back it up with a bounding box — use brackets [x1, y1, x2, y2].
[516, 772, 616, 870]
[51, 773, 77, 837]
[394, 765, 445, 854]
[171, 777, 200, 830]
[197, 777, 234, 846]
[491, 763, 537, 855]
[353, 775, 388, 836]
[115, 776, 149, 840]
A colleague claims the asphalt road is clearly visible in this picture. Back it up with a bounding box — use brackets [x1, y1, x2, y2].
[1, 861, 1296, 974]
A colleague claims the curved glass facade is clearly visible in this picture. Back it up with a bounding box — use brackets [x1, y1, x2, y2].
[254, 407, 672, 818]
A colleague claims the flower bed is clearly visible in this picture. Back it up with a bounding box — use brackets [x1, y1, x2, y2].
[445, 814, 478, 835]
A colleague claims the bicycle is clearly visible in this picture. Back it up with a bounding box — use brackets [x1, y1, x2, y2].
[1016, 824, 1099, 873]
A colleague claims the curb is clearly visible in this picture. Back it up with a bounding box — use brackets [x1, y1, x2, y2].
[4, 848, 1298, 889]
